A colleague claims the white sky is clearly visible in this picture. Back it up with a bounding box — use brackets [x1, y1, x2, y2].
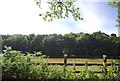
[0, 0, 68, 35]
[75, 2, 103, 33]
[0, 0, 118, 35]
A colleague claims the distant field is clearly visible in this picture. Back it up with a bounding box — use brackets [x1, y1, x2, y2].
[32, 58, 119, 71]
[32, 58, 119, 63]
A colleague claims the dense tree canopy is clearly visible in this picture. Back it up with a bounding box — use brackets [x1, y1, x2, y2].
[2, 31, 120, 57]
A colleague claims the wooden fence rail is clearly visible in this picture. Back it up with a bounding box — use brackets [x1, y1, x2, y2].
[32, 55, 120, 73]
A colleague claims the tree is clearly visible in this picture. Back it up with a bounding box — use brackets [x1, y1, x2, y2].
[42, 34, 64, 56]
[2, 32, 120, 57]
[30, 34, 45, 52]
[76, 33, 95, 56]
[35, 0, 83, 21]
[63, 33, 77, 56]
[108, 0, 120, 12]
[35, 0, 119, 22]
[108, 0, 120, 27]
[3, 34, 29, 52]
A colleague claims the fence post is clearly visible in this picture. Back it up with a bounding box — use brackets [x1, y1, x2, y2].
[103, 55, 107, 74]
[64, 54, 67, 66]
[85, 60, 88, 70]
[63, 54, 67, 73]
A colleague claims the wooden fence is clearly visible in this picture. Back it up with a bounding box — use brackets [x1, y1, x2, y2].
[32, 55, 120, 73]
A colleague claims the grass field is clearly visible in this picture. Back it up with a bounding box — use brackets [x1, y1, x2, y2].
[32, 58, 119, 63]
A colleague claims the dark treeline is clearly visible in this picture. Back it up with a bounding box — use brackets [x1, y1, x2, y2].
[2, 31, 120, 57]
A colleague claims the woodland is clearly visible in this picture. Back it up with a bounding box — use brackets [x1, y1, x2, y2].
[2, 31, 120, 57]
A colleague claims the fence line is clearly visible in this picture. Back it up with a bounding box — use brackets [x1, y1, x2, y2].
[34, 55, 120, 73]
[32, 55, 119, 66]
[32, 55, 120, 73]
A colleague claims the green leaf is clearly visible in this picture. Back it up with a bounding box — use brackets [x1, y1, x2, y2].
[39, 14, 42, 16]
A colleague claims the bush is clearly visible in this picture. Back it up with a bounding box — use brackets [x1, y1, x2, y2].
[1, 46, 120, 80]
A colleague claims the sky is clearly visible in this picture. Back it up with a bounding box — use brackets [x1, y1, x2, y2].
[0, 0, 118, 36]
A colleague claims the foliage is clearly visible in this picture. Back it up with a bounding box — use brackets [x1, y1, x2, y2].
[2, 31, 120, 57]
[108, 0, 120, 27]
[2, 46, 47, 79]
[2, 46, 120, 80]
[34, 0, 120, 23]
[108, 0, 120, 11]
[35, 0, 83, 22]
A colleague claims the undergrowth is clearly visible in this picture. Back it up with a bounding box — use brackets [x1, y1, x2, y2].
[1, 46, 120, 81]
